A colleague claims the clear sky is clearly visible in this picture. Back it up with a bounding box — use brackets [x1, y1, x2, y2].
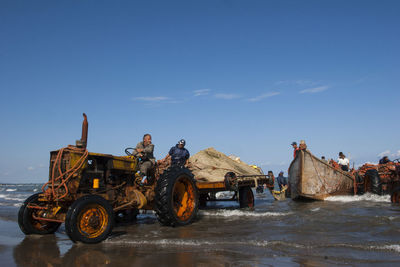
[0, 0, 399, 183]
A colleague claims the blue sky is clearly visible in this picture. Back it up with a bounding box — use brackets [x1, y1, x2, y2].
[0, 0, 399, 183]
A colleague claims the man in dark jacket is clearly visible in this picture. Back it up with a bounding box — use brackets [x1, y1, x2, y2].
[132, 133, 155, 184]
[276, 171, 288, 191]
[162, 139, 190, 167]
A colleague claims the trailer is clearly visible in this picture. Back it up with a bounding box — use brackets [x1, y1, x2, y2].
[196, 173, 274, 208]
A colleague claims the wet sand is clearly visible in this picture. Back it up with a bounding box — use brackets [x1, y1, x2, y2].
[2, 192, 400, 266]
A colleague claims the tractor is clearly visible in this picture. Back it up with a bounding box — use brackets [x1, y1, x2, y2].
[18, 114, 199, 243]
[354, 159, 400, 201]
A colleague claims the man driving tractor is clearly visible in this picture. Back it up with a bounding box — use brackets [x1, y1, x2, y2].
[132, 133, 155, 184]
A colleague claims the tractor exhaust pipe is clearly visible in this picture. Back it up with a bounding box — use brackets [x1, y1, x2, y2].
[76, 113, 88, 149]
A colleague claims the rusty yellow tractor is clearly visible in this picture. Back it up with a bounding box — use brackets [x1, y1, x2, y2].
[18, 114, 199, 243]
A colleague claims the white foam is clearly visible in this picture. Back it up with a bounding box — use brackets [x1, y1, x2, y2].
[200, 210, 291, 217]
[0, 194, 26, 202]
[379, 245, 400, 253]
[107, 239, 216, 246]
[325, 193, 390, 203]
[310, 207, 320, 212]
[106, 238, 271, 248]
[319, 243, 400, 253]
[6, 189, 16, 192]
[365, 244, 400, 253]
[106, 238, 307, 250]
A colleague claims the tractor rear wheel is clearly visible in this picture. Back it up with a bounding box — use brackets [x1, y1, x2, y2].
[65, 195, 114, 244]
[239, 186, 254, 208]
[18, 193, 61, 235]
[155, 166, 199, 226]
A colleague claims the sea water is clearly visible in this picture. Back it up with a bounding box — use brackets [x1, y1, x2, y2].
[1, 183, 400, 266]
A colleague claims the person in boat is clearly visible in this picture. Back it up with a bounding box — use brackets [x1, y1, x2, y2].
[132, 133, 155, 184]
[379, 156, 391, 164]
[321, 156, 328, 163]
[299, 140, 307, 150]
[276, 171, 288, 191]
[162, 139, 190, 167]
[338, 152, 350, 171]
[291, 142, 300, 158]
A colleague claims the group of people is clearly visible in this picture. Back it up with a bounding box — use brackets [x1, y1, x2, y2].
[291, 141, 350, 171]
[131, 134, 190, 184]
[133, 136, 393, 188]
[291, 141, 394, 173]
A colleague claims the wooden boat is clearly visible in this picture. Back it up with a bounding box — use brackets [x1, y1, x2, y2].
[288, 149, 355, 200]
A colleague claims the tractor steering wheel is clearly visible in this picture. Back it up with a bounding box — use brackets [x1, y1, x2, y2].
[125, 148, 134, 156]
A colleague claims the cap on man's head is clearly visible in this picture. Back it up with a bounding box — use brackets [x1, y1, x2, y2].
[279, 171, 284, 175]
[178, 139, 186, 146]
[291, 142, 297, 146]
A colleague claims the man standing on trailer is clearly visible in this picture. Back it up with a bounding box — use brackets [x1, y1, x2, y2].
[162, 139, 190, 167]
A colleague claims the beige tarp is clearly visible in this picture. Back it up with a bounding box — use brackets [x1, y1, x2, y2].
[188, 147, 262, 182]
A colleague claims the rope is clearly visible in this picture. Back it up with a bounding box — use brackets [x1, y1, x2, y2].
[41, 145, 88, 201]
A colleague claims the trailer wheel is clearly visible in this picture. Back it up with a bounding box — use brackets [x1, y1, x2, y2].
[18, 193, 61, 235]
[239, 186, 254, 208]
[391, 188, 400, 203]
[65, 195, 114, 244]
[155, 166, 199, 226]
[365, 169, 382, 195]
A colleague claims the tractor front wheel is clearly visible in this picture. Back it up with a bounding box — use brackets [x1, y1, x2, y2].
[65, 195, 114, 244]
[18, 193, 61, 235]
[155, 166, 199, 226]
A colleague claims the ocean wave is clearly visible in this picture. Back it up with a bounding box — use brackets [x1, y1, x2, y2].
[325, 193, 390, 203]
[323, 243, 400, 253]
[108, 239, 400, 254]
[0, 194, 26, 202]
[106, 239, 216, 246]
[199, 210, 291, 217]
[6, 189, 17, 192]
[377, 244, 400, 253]
[106, 238, 306, 250]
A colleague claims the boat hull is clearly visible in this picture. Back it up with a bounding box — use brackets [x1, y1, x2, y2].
[289, 150, 354, 200]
